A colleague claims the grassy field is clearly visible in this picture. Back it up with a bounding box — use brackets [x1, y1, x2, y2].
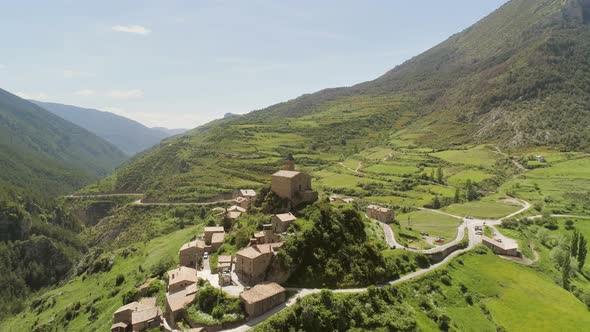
[444, 251, 590, 331]
[500, 157, 590, 214]
[447, 169, 494, 186]
[0, 225, 201, 332]
[442, 200, 521, 219]
[432, 145, 500, 167]
[395, 210, 461, 240]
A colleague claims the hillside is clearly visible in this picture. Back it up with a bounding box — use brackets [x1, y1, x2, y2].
[0, 88, 126, 196]
[85, 0, 590, 202]
[32, 101, 184, 155]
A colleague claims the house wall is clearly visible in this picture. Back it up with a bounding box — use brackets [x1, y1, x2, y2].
[179, 247, 197, 268]
[271, 176, 293, 199]
[243, 291, 286, 317]
[113, 310, 132, 325]
[367, 208, 394, 223]
[236, 253, 272, 284]
[132, 317, 160, 332]
[272, 216, 291, 233]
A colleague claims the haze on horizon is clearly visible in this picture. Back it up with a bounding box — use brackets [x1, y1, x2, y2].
[0, 0, 507, 129]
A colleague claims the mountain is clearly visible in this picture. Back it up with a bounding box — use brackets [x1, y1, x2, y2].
[0, 88, 126, 196]
[151, 127, 188, 136]
[84, 0, 590, 202]
[32, 101, 183, 155]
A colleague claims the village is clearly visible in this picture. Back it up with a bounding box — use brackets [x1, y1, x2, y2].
[107, 152, 531, 332]
[109, 154, 399, 332]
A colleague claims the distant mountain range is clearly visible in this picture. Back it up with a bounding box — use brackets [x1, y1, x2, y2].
[32, 101, 187, 155]
[0, 88, 126, 196]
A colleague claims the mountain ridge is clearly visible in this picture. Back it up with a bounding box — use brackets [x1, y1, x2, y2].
[32, 101, 185, 155]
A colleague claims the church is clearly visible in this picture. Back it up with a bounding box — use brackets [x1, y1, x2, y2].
[271, 154, 318, 205]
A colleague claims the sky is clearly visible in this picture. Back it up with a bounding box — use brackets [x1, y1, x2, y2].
[0, 0, 507, 129]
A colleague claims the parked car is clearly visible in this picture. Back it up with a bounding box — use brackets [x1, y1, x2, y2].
[203, 252, 209, 259]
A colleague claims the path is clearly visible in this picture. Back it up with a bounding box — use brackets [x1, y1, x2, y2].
[493, 146, 526, 171]
[338, 161, 363, 175]
[66, 193, 235, 206]
[223, 199, 533, 331]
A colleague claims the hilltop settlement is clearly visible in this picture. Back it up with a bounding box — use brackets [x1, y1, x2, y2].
[111, 154, 361, 331]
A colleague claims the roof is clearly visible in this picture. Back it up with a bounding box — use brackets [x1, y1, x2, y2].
[240, 189, 257, 197]
[235, 196, 249, 203]
[131, 307, 161, 325]
[273, 212, 296, 223]
[179, 240, 198, 252]
[237, 246, 264, 259]
[284, 153, 295, 161]
[111, 322, 128, 329]
[204, 226, 225, 233]
[218, 255, 232, 263]
[254, 231, 265, 238]
[237, 242, 284, 260]
[482, 236, 518, 250]
[367, 204, 391, 213]
[240, 282, 286, 304]
[196, 240, 207, 249]
[227, 211, 242, 219]
[138, 297, 157, 308]
[166, 287, 197, 312]
[167, 266, 197, 287]
[272, 170, 301, 178]
[114, 301, 150, 314]
[211, 232, 225, 244]
[227, 205, 247, 212]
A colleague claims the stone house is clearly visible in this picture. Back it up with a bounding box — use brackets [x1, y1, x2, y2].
[210, 232, 225, 251]
[271, 154, 318, 205]
[238, 189, 257, 199]
[367, 204, 394, 223]
[167, 266, 198, 293]
[179, 240, 199, 268]
[271, 212, 297, 233]
[111, 298, 161, 332]
[204, 226, 225, 244]
[216, 255, 233, 273]
[235, 243, 283, 285]
[165, 283, 198, 322]
[235, 196, 251, 209]
[240, 282, 286, 318]
[482, 237, 519, 256]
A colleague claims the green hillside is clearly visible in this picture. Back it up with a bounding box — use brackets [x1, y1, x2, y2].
[84, 0, 590, 202]
[33, 101, 182, 155]
[0, 88, 127, 196]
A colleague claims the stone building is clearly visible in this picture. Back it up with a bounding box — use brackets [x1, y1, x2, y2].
[179, 240, 199, 268]
[165, 284, 198, 322]
[271, 212, 297, 233]
[367, 204, 394, 223]
[204, 226, 225, 244]
[111, 298, 161, 332]
[482, 236, 519, 256]
[240, 282, 286, 318]
[167, 266, 198, 293]
[235, 243, 283, 285]
[270, 154, 317, 205]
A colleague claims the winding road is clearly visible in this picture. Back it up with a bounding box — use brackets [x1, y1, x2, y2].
[222, 199, 538, 332]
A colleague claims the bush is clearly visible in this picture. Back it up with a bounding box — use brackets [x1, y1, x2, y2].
[115, 274, 125, 286]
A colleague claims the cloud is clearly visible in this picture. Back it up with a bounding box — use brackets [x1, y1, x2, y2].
[74, 89, 96, 96]
[64, 70, 96, 78]
[16, 92, 49, 100]
[111, 25, 151, 35]
[107, 89, 144, 99]
[0, 64, 5, 69]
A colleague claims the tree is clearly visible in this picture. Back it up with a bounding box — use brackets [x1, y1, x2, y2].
[465, 180, 477, 201]
[432, 196, 441, 209]
[562, 253, 572, 290]
[454, 188, 460, 203]
[436, 167, 444, 183]
[579, 234, 588, 270]
[430, 169, 435, 181]
[571, 230, 580, 258]
[199, 207, 206, 219]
